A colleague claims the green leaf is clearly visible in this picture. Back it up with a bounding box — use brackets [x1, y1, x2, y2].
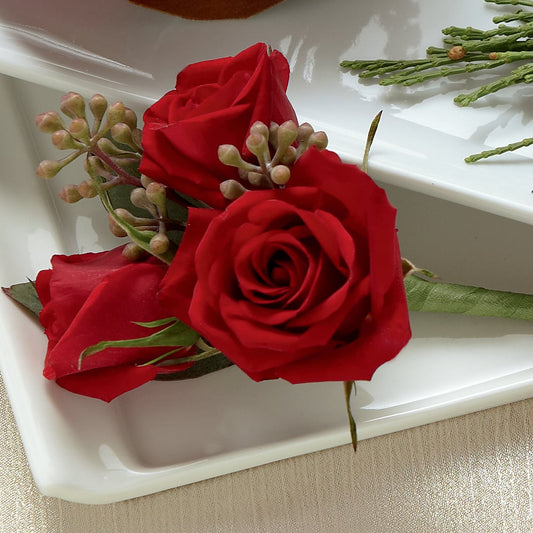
[343, 381, 358, 452]
[2, 281, 42, 318]
[155, 351, 234, 381]
[405, 273, 533, 321]
[78, 318, 200, 367]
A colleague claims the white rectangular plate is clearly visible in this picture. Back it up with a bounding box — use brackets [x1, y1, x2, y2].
[1, 0, 533, 223]
[0, 0, 532, 504]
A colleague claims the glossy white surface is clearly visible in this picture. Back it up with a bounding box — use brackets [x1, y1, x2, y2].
[0, 1, 532, 504]
[0, 75, 531, 504]
[1, 0, 533, 224]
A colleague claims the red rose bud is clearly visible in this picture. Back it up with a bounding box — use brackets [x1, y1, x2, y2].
[89, 93, 108, 122]
[35, 246, 172, 401]
[270, 164, 291, 186]
[36, 159, 63, 179]
[68, 118, 91, 144]
[59, 92, 86, 119]
[220, 179, 248, 200]
[35, 111, 64, 133]
[52, 129, 84, 150]
[139, 43, 297, 208]
[59, 184, 83, 203]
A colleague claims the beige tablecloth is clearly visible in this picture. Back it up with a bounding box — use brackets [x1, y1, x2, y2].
[0, 376, 531, 533]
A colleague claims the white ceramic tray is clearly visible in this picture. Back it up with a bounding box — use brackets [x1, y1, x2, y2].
[0, 75, 532, 504]
[0, 0, 532, 504]
[1, 0, 533, 224]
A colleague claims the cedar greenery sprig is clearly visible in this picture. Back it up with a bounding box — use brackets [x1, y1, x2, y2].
[340, 0, 533, 162]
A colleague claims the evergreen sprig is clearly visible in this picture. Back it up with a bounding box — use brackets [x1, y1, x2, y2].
[340, 0, 533, 161]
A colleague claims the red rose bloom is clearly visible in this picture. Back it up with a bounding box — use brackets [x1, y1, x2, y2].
[158, 148, 411, 383]
[139, 42, 297, 208]
[36, 246, 190, 402]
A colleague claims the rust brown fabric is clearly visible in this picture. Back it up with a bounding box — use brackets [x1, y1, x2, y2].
[128, 0, 285, 19]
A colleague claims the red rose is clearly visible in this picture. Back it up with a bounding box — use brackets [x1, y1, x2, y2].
[36, 246, 190, 402]
[139, 42, 297, 208]
[158, 148, 411, 383]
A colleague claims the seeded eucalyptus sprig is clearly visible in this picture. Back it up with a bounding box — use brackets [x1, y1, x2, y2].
[34, 92, 189, 263]
[340, 0, 533, 162]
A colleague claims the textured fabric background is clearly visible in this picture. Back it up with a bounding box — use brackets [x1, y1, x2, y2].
[0, 376, 531, 533]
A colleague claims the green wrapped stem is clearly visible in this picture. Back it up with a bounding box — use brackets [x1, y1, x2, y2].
[405, 274, 533, 321]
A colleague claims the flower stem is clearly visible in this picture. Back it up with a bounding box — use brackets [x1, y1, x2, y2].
[89, 144, 142, 187]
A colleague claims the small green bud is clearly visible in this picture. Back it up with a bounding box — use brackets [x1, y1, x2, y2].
[89, 94, 108, 122]
[84, 155, 106, 175]
[308, 131, 328, 151]
[250, 121, 269, 140]
[97, 137, 126, 156]
[104, 102, 126, 129]
[270, 165, 291, 186]
[68, 118, 91, 144]
[277, 121, 299, 147]
[59, 92, 86, 119]
[150, 233, 170, 255]
[123, 108, 138, 130]
[52, 129, 84, 150]
[58, 184, 83, 203]
[108, 214, 128, 237]
[297, 122, 314, 144]
[145, 182, 166, 207]
[218, 144, 246, 168]
[140, 175, 153, 188]
[35, 111, 64, 133]
[36, 160, 63, 179]
[110, 123, 134, 146]
[247, 171, 268, 187]
[245, 132, 268, 159]
[130, 187, 154, 212]
[114, 207, 136, 224]
[131, 128, 143, 149]
[123, 242, 146, 261]
[280, 146, 297, 166]
[269, 122, 279, 149]
[77, 180, 98, 198]
[220, 179, 247, 200]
